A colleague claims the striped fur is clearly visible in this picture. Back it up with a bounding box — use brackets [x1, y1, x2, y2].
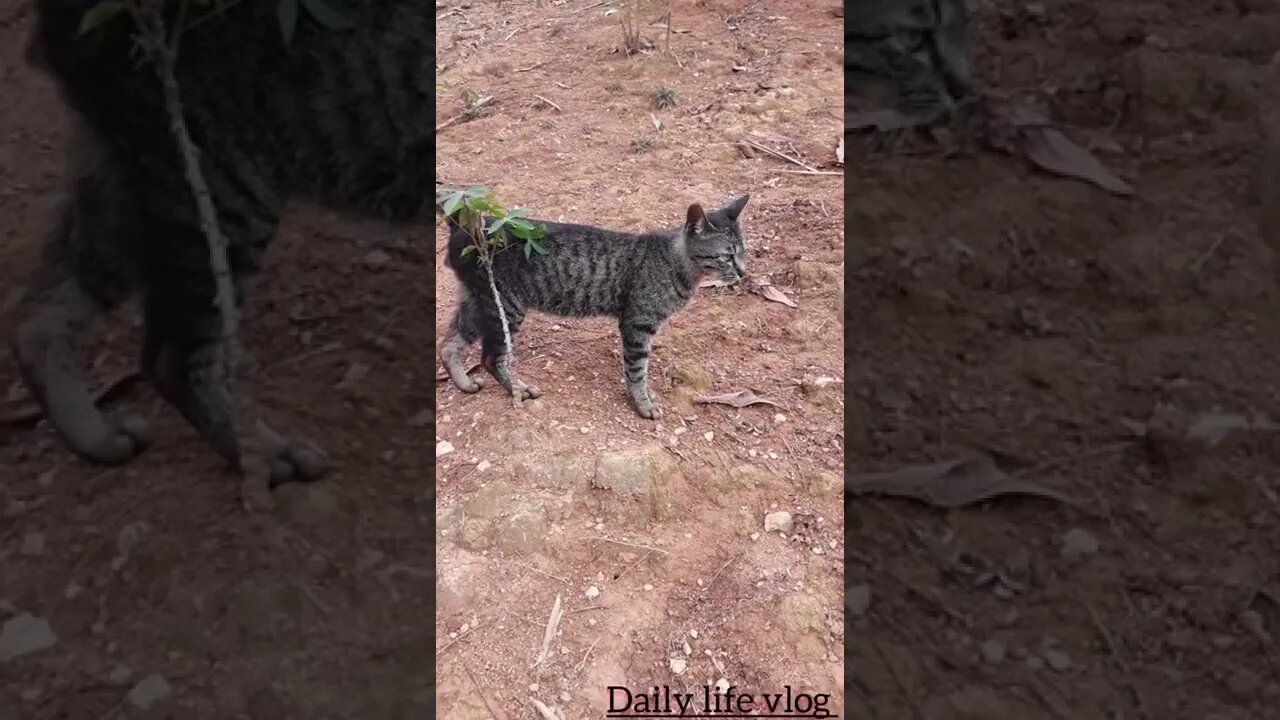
[10, 0, 432, 478]
[441, 195, 749, 419]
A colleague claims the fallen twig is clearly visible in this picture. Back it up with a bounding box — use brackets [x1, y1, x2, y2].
[437, 95, 495, 132]
[738, 139, 818, 172]
[583, 536, 670, 554]
[1080, 594, 1149, 719]
[533, 94, 563, 112]
[531, 699, 559, 720]
[532, 594, 564, 668]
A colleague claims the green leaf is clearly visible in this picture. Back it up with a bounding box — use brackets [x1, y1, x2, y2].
[463, 195, 492, 213]
[524, 241, 534, 260]
[527, 238, 549, 256]
[464, 185, 492, 198]
[461, 245, 478, 258]
[505, 207, 531, 220]
[278, 0, 299, 44]
[300, 0, 355, 30]
[78, 1, 124, 36]
[442, 190, 464, 217]
[486, 215, 513, 236]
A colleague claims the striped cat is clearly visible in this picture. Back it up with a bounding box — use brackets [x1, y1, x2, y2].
[11, 0, 432, 479]
[441, 195, 750, 419]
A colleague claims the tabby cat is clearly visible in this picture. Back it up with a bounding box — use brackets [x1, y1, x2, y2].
[12, 0, 432, 479]
[847, 0, 972, 129]
[440, 195, 750, 419]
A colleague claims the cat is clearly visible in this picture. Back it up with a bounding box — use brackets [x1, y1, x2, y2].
[12, 0, 433, 480]
[440, 194, 749, 420]
[846, 0, 972, 130]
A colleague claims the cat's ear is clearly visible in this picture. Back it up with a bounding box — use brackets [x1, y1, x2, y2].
[685, 203, 707, 236]
[724, 193, 750, 221]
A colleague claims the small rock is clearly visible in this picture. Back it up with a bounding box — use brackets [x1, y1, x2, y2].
[585, 586, 601, 599]
[773, 413, 787, 423]
[703, 431, 715, 442]
[364, 248, 392, 270]
[764, 511, 793, 534]
[980, 639, 1006, 664]
[476, 460, 492, 472]
[128, 673, 171, 710]
[0, 614, 57, 662]
[643, 583, 654, 591]
[19, 532, 44, 557]
[683, 642, 692, 655]
[688, 629, 698, 639]
[1060, 528, 1099, 562]
[1043, 648, 1072, 672]
[846, 584, 871, 616]
[436, 441, 455, 457]
[1227, 668, 1262, 700]
[669, 657, 688, 675]
[272, 481, 341, 525]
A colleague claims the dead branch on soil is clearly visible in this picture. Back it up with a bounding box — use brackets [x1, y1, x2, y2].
[462, 661, 511, 720]
[533, 94, 563, 112]
[565, 603, 609, 615]
[738, 138, 821, 173]
[613, 548, 655, 582]
[583, 535, 670, 554]
[516, 60, 552, 72]
[572, 634, 604, 674]
[531, 593, 564, 668]
[531, 699, 559, 720]
[1080, 594, 1150, 719]
[436, 95, 495, 132]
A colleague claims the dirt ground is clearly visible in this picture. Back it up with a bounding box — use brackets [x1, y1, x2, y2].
[434, 1, 844, 718]
[845, 1, 1280, 718]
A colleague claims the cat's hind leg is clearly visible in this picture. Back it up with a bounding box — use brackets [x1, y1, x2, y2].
[141, 216, 329, 482]
[477, 292, 541, 401]
[11, 169, 152, 464]
[439, 288, 486, 393]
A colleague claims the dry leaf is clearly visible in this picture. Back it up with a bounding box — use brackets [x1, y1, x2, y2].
[693, 390, 781, 408]
[836, 136, 844, 165]
[1020, 126, 1134, 196]
[845, 454, 1081, 509]
[744, 276, 797, 308]
[649, 113, 662, 132]
[1186, 411, 1280, 447]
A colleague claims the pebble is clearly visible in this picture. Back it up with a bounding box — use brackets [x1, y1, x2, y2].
[19, 532, 44, 557]
[643, 584, 654, 591]
[703, 431, 714, 441]
[1043, 648, 1072, 672]
[1060, 528, 1099, 562]
[436, 441, 455, 457]
[364, 249, 392, 269]
[669, 657, 688, 675]
[980, 639, 1006, 664]
[585, 586, 600, 599]
[773, 414, 786, 423]
[689, 629, 698, 639]
[127, 674, 171, 710]
[0, 614, 57, 662]
[846, 585, 871, 616]
[476, 460, 491, 472]
[764, 511, 793, 534]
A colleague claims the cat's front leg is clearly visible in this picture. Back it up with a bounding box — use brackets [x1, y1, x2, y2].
[619, 317, 662, 420]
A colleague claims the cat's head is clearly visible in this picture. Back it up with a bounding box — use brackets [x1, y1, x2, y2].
[681, 193, 750, 284]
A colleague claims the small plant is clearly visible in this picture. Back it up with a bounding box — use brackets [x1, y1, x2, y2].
[654, 86, 677, 109]
[631, 137, 655, 154]
[436, 186, 548, 393]
[532, 96, 551, 110]
[617, 0, 645, 55]
[604, 82, 623, 94]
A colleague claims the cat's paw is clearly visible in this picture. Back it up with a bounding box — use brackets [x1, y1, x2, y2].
[455, 374, 486, 394]
[513, 380, 542, 400]
[632, 402, 663, 420]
